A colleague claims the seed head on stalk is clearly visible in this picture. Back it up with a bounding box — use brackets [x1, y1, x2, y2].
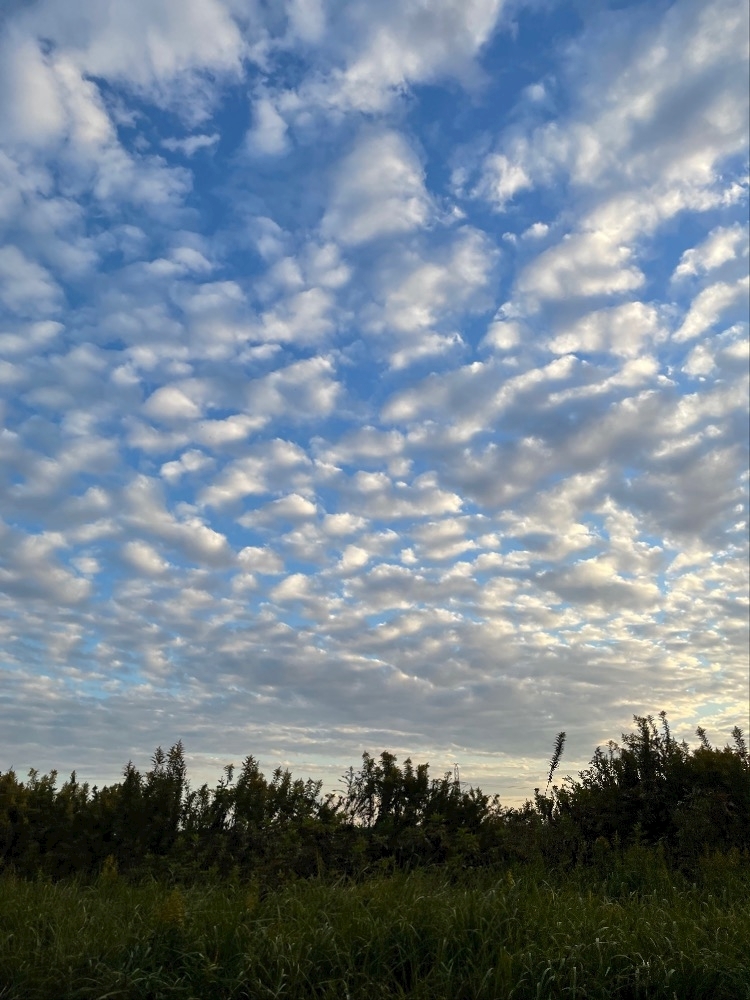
[545, 732, 566, 796]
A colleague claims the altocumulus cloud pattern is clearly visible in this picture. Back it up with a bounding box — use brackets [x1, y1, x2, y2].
[0, 0, 748, 800]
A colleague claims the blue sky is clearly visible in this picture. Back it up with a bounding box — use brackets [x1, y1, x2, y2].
[0, 0, 748, 801]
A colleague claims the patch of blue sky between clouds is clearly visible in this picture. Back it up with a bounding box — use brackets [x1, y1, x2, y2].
[0, 0, 747, 801]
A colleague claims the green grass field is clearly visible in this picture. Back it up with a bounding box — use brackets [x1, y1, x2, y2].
[1, 857, 748, 999]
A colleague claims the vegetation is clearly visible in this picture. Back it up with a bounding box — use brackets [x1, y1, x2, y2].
[1, 713, 747, 883]
[0, 714, 748, 997]
[1, 852, 749, 998]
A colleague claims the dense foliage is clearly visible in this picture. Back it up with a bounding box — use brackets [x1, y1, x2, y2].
[0, 714, 747, 884]
[2, 858, 749, 999]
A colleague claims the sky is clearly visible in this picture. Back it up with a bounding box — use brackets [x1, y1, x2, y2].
[0, 0, 748, 804]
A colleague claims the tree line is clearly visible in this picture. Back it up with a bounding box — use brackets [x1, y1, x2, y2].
[1, 713, 747, 883]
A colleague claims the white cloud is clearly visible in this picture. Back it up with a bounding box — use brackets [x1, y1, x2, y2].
[258, 287, 336, 345]
[392, 229, 494, 324]
[672, 223, 748, 280]
[342, 470, 464, 520]
[162, 133, 220, 156]
[124, 475, 232, 566]
[0, 36, 193, 216]
[364, 226, 497, 367]
[160, 449, 214, 483]
[522, 222, 549, 240]
[549, 301, 664, 358]
[122, 539, 170, 577]
[338, 544, 370, 573]
[389, 333, 464, 371]
[0, 246, 62, 316]
[200, 439, 311, 508]
[271, 572, 312, 602]
[481, 316, 523, 352]
[71, 555, 100, 576]
[144, 385, 203, 422]
[381, 354, 578, 434]
[237, 546, 285, 575]
[475, 153, 532, 207]
[322, 513, 369, 537]
[541, 555, 661, 611]
[294, 0, 504, 115]
[517, 230, 644, 304]
[674, 276, 750, 342]
[682, 342, 715, 377]
[478, 0, 748, 205]
[194, 415, 266, 448]
[246, 96, 290, 157]
[321, 130, 432, 246]
[474, 0, 749, 331]
[302, 242, 351, 290]
[244, 356, 341, 421]
[0, 525, 92, 606]
[170, 247, 213, 273]
[10, 0, 245, 121]
[411, 517, 477, 562]
[239, 492, 318, 527]
[0, 32, 67, 145]
[287, 0, 326, 43]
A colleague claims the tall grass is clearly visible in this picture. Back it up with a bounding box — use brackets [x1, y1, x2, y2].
[1, 855, 748, 999]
